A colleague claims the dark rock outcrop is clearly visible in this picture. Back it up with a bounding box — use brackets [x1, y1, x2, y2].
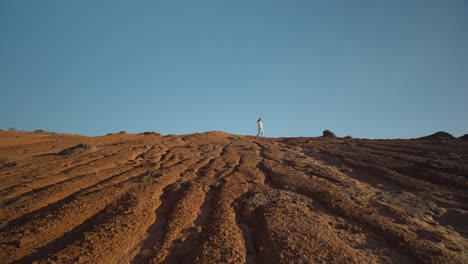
[322, 130, 336, 138]
[59, 144, 94, 155]
[418, 131, 455, 140]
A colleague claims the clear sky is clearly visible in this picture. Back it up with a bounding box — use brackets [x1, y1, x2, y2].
[1, 0, 467, 139]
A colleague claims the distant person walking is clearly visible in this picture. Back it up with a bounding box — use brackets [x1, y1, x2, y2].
[257, 118, 264, 137]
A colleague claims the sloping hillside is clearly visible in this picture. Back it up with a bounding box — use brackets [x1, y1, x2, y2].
[0, 131, 467, 263]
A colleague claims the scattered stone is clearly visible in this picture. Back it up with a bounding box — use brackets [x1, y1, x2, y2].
[139, 172, 163, 182]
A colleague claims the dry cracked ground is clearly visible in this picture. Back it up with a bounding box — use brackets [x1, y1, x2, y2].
[0, 130, 467, 263]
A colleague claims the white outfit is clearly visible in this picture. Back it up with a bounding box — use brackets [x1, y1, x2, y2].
[257, 120, 264, 137]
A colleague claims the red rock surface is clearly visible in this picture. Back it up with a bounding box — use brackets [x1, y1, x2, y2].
[0, 131, 467, 263]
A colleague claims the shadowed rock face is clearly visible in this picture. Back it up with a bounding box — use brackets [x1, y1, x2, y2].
[0, 131, 467, 264]
[322, 129, 336, 138]
[418, 131, 456, 140]
[59, 143, 94, 155]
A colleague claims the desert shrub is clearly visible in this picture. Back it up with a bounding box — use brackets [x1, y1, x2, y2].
[344, 135, 353, 139]
[140, 131, 162, 137]
[8, 127, 16, 131]
[322, 129, 336, 138]
[118, 131, 127, 134]
[34, 129, 45, 133]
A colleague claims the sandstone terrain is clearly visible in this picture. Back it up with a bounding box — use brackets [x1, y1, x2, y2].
[0, 130, 467, 263]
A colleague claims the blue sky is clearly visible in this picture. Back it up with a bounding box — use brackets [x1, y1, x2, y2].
[1, 0, 467, 138]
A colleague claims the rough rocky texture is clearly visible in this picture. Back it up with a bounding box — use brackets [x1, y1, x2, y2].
[59, 143, 95, 155]
[418, 131, 456, 140]
[0, 130, 467, 264]
[322, 130, 336, 138]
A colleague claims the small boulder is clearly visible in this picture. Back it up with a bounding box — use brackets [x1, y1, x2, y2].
[322, 130, 336, 138]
